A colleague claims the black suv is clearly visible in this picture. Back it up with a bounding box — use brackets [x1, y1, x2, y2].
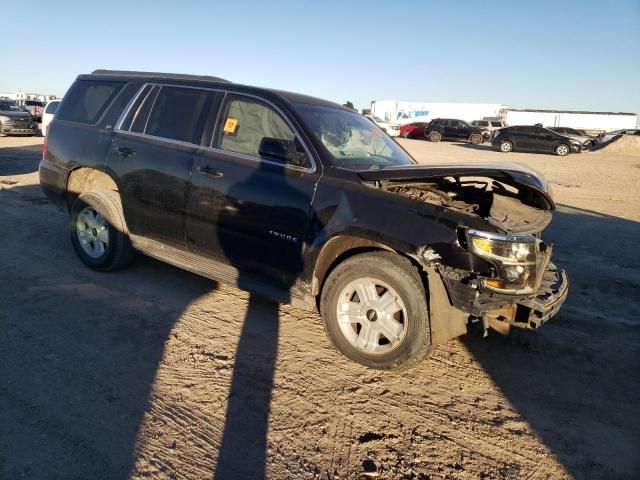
[0, 99, 39, 136]
[39, 70, 568, 369]
[424, 118, 488, 144]
[493, 126, 582, 156]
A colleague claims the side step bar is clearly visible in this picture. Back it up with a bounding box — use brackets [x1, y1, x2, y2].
[130, 235, 315, 309]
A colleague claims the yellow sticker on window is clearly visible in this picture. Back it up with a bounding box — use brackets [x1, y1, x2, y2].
[223, 117, 238, 134]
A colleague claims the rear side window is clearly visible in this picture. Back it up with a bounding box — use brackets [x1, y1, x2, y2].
[490, 121, 502, 127]
[56, 80, 124, 125]
[144, 86, 211, 143]
[45, 101, 59, 114]
[478, 120, 489, 127]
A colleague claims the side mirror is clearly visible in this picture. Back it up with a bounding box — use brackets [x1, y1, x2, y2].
[258, 137, 308, 167]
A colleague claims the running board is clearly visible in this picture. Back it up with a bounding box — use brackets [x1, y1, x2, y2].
[130, 235, 315, 309]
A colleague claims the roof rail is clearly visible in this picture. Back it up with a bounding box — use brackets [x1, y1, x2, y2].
[91, 69, 230, 83]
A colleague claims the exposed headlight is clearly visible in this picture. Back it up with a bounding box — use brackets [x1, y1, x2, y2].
[466, 229, 549, 294]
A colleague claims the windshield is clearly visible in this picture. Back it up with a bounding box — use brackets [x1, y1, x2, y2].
[0, 101, 21, 112]
[294, 103, 415, 169]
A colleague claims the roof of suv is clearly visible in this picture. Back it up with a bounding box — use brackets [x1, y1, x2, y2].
[86, 69, 350, 111]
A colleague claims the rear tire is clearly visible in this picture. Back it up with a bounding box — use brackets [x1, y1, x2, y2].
[70, 190, 135, 271]
[555, 144, 570, 156]
[499, 140, 513, 152]
[428, 131, 442, 142]
[470, 133, 483, 145]
[320, 251, 432, 370]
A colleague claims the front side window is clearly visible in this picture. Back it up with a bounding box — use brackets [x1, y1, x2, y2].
[56, 80, 124, 125]
[490, 121, 503, 127]
[145, 86, 211, 143]
[294, 102, 415, 169]
[478, 121, 489, 127]
[215, 97, 297, 161]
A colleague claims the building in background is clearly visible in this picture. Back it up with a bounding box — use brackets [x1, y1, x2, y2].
[0, 91, 58, 106]
[504, 109, 637, 132]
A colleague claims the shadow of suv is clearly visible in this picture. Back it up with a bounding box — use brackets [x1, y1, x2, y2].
[39, 70, 568, 369]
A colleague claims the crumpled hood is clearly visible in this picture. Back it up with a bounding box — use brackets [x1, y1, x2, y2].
[357, 162, 555, 210]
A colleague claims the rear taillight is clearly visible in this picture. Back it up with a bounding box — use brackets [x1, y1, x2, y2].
[43, 128, 48, 160]
[35, 106, 40, 113]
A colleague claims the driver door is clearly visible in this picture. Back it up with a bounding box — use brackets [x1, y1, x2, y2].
[186, 93, 320, 283]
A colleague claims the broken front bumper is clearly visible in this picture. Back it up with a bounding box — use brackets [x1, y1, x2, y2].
[482, 264, 569, 334]
[440, 262, 569, 335]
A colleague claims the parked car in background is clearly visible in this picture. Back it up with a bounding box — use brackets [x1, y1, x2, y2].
[549, 127, 596, 149]
[24, 99, 46, 121]
[39, 69, 568, 370]
[364, 114, 401, 137]
[42, 99, 61, 133]
[471, 119, 505, 141]
[399, 122, 428, 139]
[597, 128, 640, 143]
[424, 118, 487, 144]
[492, 125, 581, 156]
[0, 99, 39, 136]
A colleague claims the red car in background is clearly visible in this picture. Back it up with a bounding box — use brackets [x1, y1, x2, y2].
[399, 121, 428, 139]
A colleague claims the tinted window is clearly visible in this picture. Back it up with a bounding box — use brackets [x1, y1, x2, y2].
[145, 86, 211, 143]
[216, 97, 296, 160]
[0, 101, 20, 112]
[519, 126, 537, 134]
[130, 87, 160, 133]
[490, 121, 503, 127]
[56, 80, 124, 125]
[44, 101, 59, 114]
[478, 120, 489, 127]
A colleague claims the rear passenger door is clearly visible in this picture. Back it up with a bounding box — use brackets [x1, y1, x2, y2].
[106, 84, 216, 249]
[186, 93, 319, 283]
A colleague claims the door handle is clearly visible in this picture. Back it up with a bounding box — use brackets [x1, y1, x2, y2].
[197, 165, 224, 177]
[116, 146, 135, 157]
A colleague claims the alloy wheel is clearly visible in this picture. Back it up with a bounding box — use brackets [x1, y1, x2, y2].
[336, 277, 408, 355]
[76, 206, 109, 258]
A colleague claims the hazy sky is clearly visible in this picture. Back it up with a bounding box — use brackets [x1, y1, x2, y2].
[2, 0, 639, 113]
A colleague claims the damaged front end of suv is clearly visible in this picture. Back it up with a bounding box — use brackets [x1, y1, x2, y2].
[359, 163, 569, 339]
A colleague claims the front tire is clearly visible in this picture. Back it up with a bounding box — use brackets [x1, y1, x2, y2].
[320, 251, 432, 370]
[555, 144, 570, 156]
[70, 190, 135, 271]
[428, 131, 442, 142]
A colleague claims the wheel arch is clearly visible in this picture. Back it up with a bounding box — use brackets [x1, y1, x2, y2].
[311, 235, 398, 297]
[65, 167, 120, 211]
[312, 235, 468, 345]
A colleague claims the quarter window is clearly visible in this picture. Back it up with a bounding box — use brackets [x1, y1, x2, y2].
[56, 80, 124, 125]
[215, 97, 296, 161]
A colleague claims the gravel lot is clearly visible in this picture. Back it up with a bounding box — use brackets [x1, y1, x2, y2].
[1, 135, 639, 479]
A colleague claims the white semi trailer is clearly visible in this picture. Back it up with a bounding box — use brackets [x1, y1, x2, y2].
[505, 109, 637, 132]
[370, 100, 507, 125]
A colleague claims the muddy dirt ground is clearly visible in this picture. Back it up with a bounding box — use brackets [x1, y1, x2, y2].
[1, 136, 639, 479]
